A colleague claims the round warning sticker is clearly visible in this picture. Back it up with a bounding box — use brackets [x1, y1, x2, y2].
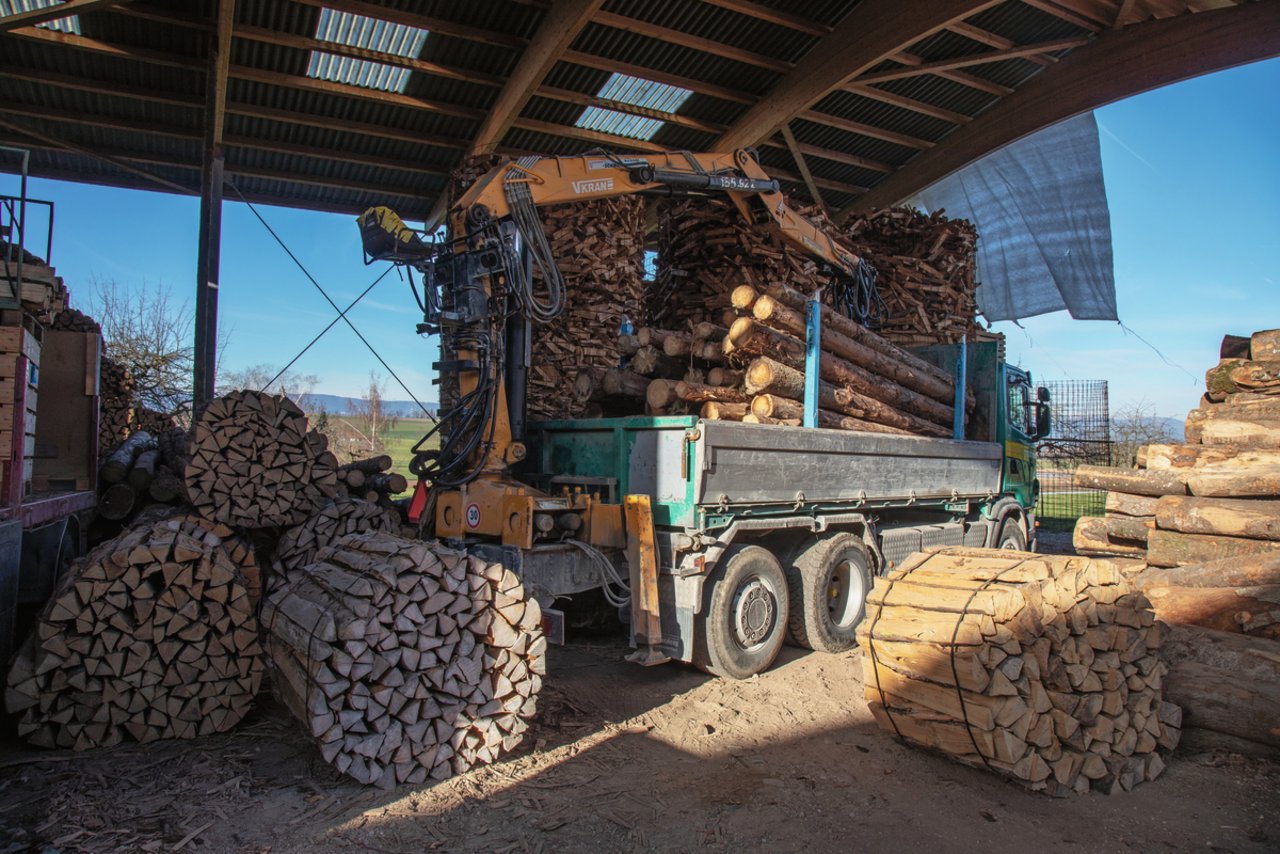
[465, 503, 481, 529]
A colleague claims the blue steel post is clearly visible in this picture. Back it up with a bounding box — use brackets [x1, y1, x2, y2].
[953, 338, 968, 440]
[804, 294, 822, 428]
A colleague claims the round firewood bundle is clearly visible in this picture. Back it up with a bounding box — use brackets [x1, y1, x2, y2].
[261, 532, 546, 788]
[131, 508, 265, 606]
[3, 521, 264, 750]
[274, 496, 400, 575]
[185, 390, 339, 528]
[858, 548, 1180, 796]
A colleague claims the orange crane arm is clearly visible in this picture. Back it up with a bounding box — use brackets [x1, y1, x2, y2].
[448, 148, 861, 277]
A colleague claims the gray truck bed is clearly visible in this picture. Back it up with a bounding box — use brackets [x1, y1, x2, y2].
[692, 420, 1002, 508]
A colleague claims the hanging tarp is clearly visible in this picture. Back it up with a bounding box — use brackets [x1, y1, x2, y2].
[910, 112, 1118, 322]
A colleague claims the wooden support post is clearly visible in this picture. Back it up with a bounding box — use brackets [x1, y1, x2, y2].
[803, 293, 821, 429]
[624, 494, 669, 666]
[193, 0, 234, 409]
[954, 338, 967, 440]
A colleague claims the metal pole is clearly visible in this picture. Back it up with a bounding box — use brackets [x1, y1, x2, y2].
[803, 291, 822, 429]
[953, 337, 968, 440]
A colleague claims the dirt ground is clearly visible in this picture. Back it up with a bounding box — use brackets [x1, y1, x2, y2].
[2, 631, 1277, 854]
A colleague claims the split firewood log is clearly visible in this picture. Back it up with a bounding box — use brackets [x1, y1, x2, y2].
[859, 548, 1179, 795]
[261, 532, 545, 787]
[4, 521, 263, 749]
[185, 390, 339, 528]
[275, 496, 401, 575]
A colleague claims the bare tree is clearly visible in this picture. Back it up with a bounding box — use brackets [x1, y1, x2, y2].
[347, 372, 398, 454]
[89, 277, 195, 418]
[1110, 400, 1178, 468]
[218, 363, 320, 404]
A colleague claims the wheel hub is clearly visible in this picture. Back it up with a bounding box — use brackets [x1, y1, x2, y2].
[827, 559, 864, 629]
[732, 579, 776, 649]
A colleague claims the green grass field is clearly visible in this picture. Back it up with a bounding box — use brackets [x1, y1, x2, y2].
[1036, 490, 1105, 531]
[333, 417, 438, 496]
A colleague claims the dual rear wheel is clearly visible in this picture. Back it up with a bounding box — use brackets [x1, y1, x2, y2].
[694, 533, 873, 680]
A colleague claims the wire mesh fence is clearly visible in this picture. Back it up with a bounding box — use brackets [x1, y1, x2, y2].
[1035, 380, 1111, 531]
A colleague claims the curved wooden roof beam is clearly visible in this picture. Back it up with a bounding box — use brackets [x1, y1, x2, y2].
[847, 1, 1280, 213]
[715, 0, 1003, 150]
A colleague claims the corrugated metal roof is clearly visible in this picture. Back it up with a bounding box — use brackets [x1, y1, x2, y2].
[0, 0, 1174, 220]
[0, 0, 80, 34]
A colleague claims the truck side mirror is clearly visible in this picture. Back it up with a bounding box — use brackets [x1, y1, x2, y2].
[1037, 386, 1050, 403]
[1034, 402, 1051, 440]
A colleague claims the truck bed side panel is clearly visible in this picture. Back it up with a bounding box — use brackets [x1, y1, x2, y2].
[696, 421, 1001, 506]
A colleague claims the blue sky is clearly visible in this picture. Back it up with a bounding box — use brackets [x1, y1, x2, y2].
[5, 57, 1278, 416]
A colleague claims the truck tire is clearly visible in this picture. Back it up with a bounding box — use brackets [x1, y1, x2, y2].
[694, 545, 788, 680]
[996, 516, 1027, 551]
[786, 532, 872, 653]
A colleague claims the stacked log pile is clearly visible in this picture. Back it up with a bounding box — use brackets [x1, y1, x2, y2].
[50, 307, 102, 336]
[96, 427, 190, 523]
[261, 532, 545, 787]
[185, 390, 339, 528]
[841, 207, 979, 346]
[1068, 328, 1280, 757]
[0, 239, 68, 321]
[336, 454, 409, 509]
[527, 197, 648, 421]
[859, 548, 1179, 795]
[4, 520, 263, 749]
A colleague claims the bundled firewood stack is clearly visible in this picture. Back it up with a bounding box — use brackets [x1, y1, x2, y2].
[4, 519, 264, 749]
[274, 495, 400, 575]
[261, 532, 545, 787]
[1068, 329, 1280, 757]
[527, 197, 648, 421]
[99, 357, 135, 451]
[185, 390, 339, 528]
[653, 197, 831, 328]
[859, 548, 1179, 795]
[336, 454, 409, 507]
[840, 207, 978, 346]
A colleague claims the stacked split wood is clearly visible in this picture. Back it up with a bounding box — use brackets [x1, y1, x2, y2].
[261, 532, 545, 788]
[50, 307, 102, 336]
[99, 357, 135, 452]
[653, 197, 830, 328]
[859, 548, 1178, 795]
[528, 197, 648, 421]
[3, 520, 264, 749]
[185, 390, 339, 528]
[841, 207, 978, 345]
[0, 240, 68, 321]
[274, 495, 401, 575]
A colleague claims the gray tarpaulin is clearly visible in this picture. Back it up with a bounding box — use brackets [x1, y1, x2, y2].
[909, 112, 1117, 322]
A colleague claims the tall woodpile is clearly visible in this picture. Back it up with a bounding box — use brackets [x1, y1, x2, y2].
[4, 520, 264, 749]
[859, 548, 1179, 795]
[841, 207, 978, 346]
[261, 532, 545, 787]
[1068, 328, 1280, 756]
[653, 197, 830, 328]
[526, 197, 648, 421]
[99, 357, 135, 451]
[185, 390, 339, 528]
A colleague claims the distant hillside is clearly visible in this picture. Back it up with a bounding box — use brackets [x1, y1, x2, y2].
[300, 393, 437, 420]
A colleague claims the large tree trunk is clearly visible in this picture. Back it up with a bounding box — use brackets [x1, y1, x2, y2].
[1140, 585, 1280, 638]
[1104, 492, 1159, 518]
[1073, 465, 1186, 497]
[1155, 496, 1280, 540]
[1072, 516, 1149, 557]
[1144, 443, 1280, 470]
[1134, 553, 1280, 589]
[1183, 467, 1280, 498]
[1147, 529, 1280, 567]
[1160, 624, 1280, 756]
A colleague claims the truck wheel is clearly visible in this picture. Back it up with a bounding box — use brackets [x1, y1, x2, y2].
[996, 517, 1027, 551]
[786, 533, 872, 653]
[695, 545, 788, 680]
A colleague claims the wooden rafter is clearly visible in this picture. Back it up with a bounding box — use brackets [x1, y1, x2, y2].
[779, 123, 828, 214]
[289, 0, 527, 50]
[700, 0, 830, 37]
[852, 37, 1091, 86]
[948, 21, 1053, 66]
[592, 10, 792, 73]
[797, 110, 933, 151]
[205, 0, 233, 154]
[1020, 0, 1106, 32]
[469, 0, 605, 155]
[841, 83, 973, 125]
[848, 1, 1280, 212]
[0, 114, 190, 192]
[0, 0, 129, 32]
[716, 0, 1003, 149]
